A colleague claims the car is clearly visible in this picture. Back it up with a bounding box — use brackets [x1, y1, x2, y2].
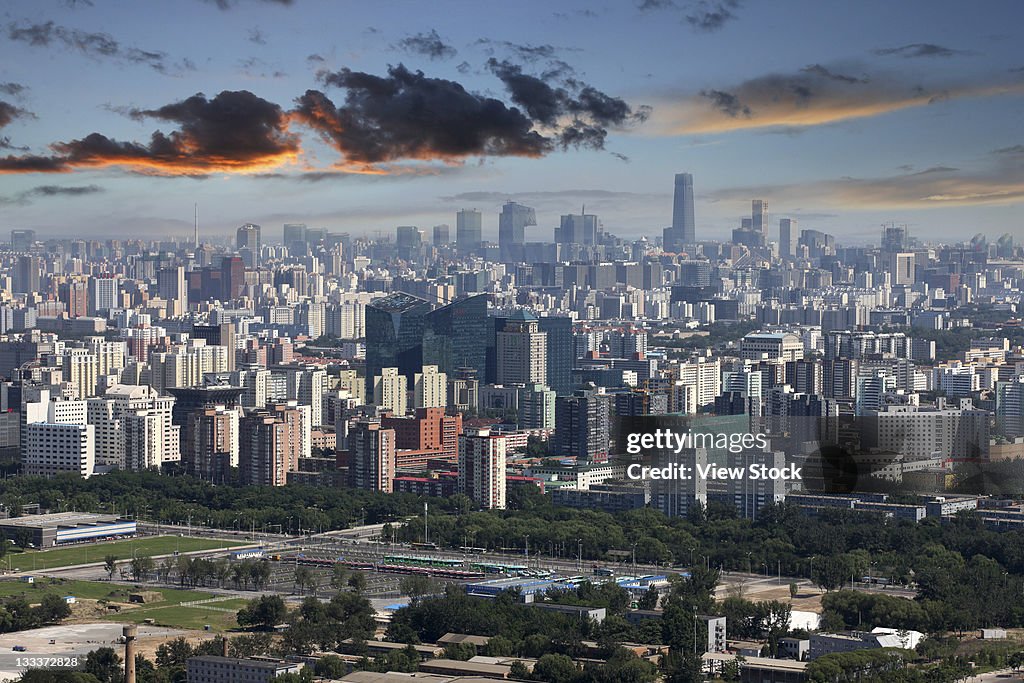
[12, 646, 26, 652]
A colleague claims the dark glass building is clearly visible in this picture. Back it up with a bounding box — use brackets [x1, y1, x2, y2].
[365, 292, 488, 396]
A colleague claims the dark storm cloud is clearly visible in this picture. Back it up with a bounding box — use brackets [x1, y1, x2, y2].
[0, 155, 69, 173]
[873, 43, 972, 58]
[474, 39, 579, 64]
[306, 53, 325, 63]
[295, 65, 551, 165]
[685, 0, 741, 31]
[801, 64, 869, 84]
[637, 0, 675, 9]
[395, 30, 457, 60]
[0, 90, 299, 175]
[0, 83, 28, 97]
[486, 59, 566, 124]
[201, 0, 294, 9]
[1, 183, 105, 205]
[0, 101, 31, 128]
[486, 58, 649, 148]
[6, 20, 191, 74]
[28, 184, 104, 196]
[699, 89, 750, 117]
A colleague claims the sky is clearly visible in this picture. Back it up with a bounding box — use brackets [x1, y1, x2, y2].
[0, 0, 1022, 246]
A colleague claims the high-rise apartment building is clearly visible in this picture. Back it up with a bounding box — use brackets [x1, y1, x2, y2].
[185, 405, 239, 482]
[374, 367, 408, 415]
[413, 365, 447, 409]
[459, 429, 507, 509]
[496, 311, 547, 386]
[23, 422, 95, 479]
[348, 420, 396, 492]
[552, 389, 611, 462]
[91, 274, 120, 314]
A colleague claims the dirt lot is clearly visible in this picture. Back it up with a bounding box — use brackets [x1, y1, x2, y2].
[0, 623, 188, 680]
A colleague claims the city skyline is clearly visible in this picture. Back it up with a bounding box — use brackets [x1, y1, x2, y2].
[0, 0, 1022, 243]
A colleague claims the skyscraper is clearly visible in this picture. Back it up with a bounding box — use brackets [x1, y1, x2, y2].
[556, 212, 598, 245]
[456, 209, 482, 255]
[778, 218, 797, 258]
[433, 224, 450, 245]
[283, 223, 307, 254]
[498, 201, 536, 262]
[236, 223, 261, 267]
[14, 255, 40, 295]
[666, 172, 695, 250]
[496, 310, 547, 386]
[10, 229, 36, 253]
[752, 200, 768, 234]
[365, 292, 489, 398]
[157, 266, 187, 317]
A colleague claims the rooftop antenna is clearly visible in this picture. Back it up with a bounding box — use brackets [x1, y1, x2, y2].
[193, 203, 199, 248]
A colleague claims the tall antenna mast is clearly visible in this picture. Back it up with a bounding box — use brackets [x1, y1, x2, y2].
[193, 203, 199, 248]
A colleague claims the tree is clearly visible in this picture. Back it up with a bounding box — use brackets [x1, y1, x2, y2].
[294, 566, 316, 595]
[83, 647, 122, 683]
[400, 575, 432, 602]
[38, 594, 72, 623]
[129, 556, 155, 582]
[348, 572, 366, 593]
[637, 586, 659, 610]
[237, 595, 287, 630]
[789, 582, 799, 600]
[314, 654, 349, 679]
[155, 637, 194, 669]
[103, 555, 118, 581]
[532, 653, 578, 683]
[509, 661, 531, 680]
[330, 564, 349, 592]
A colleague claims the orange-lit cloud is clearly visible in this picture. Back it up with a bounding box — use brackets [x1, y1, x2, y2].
[708, 160, 1024, 209]
[647, 66, 1024, 134]
[0, 90, 300, 176]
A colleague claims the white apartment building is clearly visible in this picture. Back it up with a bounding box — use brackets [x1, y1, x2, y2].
[459, 429, 507, 510]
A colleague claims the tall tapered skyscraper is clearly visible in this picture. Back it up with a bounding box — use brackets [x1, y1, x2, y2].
[665, 172, 695, 251]
[752, 200, 768, 234]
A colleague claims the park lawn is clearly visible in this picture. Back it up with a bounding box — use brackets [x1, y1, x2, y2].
[6, 535, 245, 571]
[0, 578, 215, 604]
[106, 604, 240, 632]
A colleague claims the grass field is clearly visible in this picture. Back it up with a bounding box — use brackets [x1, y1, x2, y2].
[0, 577, 216, 604]
[0, 576, 251, 631]
[106, 603, 240, 631]
[5, 536, 245, 571]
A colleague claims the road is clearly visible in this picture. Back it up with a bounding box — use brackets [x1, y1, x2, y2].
[967, 669, 1024, 682]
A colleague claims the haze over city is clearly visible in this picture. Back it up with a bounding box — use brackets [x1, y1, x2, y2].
[1, 0, 1023, 242]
